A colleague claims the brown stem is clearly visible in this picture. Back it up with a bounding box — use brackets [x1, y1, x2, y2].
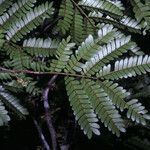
[33, 119, 51, 150]
[71, 0, 96, 28]
[43, 75, 58, 150]
[0, 67, 100, 80]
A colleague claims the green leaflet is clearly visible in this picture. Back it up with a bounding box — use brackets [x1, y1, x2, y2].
[65, 24, 122, 73]
[65, 77, 150, 137]
[83, 18, 95, 39]
[23, 38, 60, 57]
[130, 0, 150, 30]
[5, 58, 46, 72]
[50, 36, 75, 72]
[0, 0, 37, 30]
[4, 43, 48, 71]
[78, 0, 124, 18]
[4, 74, 41, 96]
[75, 24, 122, 61]
[71, 9, 84, 44]
[65, 77, 100, 139]
[126, 99, 150, 125]
[5, 2, 54, 42]
[0, 29, 4, 47]
[57, 0, 74, 34]
[0, 100, 10, 126]
[0, 73, 12, 81]
[146, 0, 150, 7]
[82, 36, 137, 76]
[64, 55, 85, 73]
[89, 11, 142, 34]
[97, 55, 150, 80]
[25, 80, 41, 96]
[81, 79, 125, 137]
[0, 0, 13, 16]
[0, 85, 29, 119]
[99, 80, 150, 125]
[99, 80, 130, 111]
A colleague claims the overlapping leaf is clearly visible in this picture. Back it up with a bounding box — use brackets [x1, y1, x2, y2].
[65, 77, 100, 139]
[50, 36, 75, 72]
[71, 9, 84, 44]
[130, 0, 150, 30]
[78, 0, 124, 18]
[57, 0, 74, 34]
[97, 55, 150, 80]
[0, 29, 4, 47]
[23, 38, 60, 57]
[0, 0, 36, 29]
[0, 0, 13, 16]
[89, 11, 142, 34]
[5, 2, 54, 42]
[82, 36, 137, 76]
[0, 85, 29, 118]
[0, 100, 10, 126]
[81, 79, 126, 136]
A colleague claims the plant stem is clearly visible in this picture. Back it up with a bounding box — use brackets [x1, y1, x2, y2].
[0, 67, 100, 80]
[33, 119, 51, 150]
[43, 75, 58, 150]
[71, 0, 96, 28]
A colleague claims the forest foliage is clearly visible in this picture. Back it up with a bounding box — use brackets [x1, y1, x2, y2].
[0, 0, 150, 149]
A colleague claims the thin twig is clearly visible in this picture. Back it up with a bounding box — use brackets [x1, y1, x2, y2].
[33, 119, 51, 150]
[43, 75, 58, 150]
[0, 67, 100, 80]
[71, 0, 96, 28]
[43, 17, 63, 32]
